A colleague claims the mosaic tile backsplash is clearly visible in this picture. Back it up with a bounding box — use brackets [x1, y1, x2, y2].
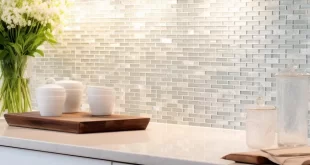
[33, 0, 310, 130]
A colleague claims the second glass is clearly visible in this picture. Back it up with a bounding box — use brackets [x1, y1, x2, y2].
[276, 67, 309, 147]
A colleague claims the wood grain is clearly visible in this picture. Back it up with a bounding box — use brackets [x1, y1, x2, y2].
[222, 153, 273, 164]
[4, 112, 150, 134]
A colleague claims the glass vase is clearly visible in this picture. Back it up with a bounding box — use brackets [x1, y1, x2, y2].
[276, 67, 309, 147]
[0, 56, 32, 114]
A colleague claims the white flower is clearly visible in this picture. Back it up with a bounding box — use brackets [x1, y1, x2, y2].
[0, 0, 69, 31]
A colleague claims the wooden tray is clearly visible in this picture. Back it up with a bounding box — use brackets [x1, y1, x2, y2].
[4, 112, 150, 134]
[222, 152, 273, 164]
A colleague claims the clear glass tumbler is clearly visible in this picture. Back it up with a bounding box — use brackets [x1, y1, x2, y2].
[246, 105, 276, 149]
[277, 69, 309, 147]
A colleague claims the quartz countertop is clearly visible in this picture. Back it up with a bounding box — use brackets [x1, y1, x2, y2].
[0, 120, 251, 165]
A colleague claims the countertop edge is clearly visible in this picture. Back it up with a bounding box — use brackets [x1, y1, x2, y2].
[0, 129, 224, 165]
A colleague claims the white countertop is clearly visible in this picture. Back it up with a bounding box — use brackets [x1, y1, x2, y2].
[0, 120, 252, 165]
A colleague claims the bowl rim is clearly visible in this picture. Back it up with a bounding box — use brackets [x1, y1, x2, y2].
[87, 86, 114, 90]
[36, 96, 66, 98]
[87, 95, 115, 97]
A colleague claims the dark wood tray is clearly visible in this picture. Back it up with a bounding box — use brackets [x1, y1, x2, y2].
[4, 112, 150, 134]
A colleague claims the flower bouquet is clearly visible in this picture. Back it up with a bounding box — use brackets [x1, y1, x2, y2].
[0, 0, 68, 114]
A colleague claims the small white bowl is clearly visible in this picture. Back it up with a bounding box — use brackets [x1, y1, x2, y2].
[87, 86, 115, 96]
[56, 80, 84, 114]
[56, 80, 84, 90]
[36, 96, 66, 117]
[37, 96, 66, 100]
[36, 84, 66, 117]
[64, 89, 83, 94]
[88, 95, 115, 116]
[63, 92, 83, 113]
[87, 86, 113, 90]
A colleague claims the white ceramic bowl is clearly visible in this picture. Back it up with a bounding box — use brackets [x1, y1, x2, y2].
[36, 84, 66, 117]
[36, 96, 66, 117]
[65, 89, 83, 94]
[37, 96, 66, 100]
[56, 80, 84, 90]
[88, 95, 115, 116]
[87, 86, 115, 96]
[63, 91, 83, 113]
[56, 80, 84, 113]
[36, 84, 66, 97]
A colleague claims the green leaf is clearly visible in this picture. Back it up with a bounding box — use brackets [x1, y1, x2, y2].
[8, 43, 22, 55]
[34, 49, 44, 57]
[45, 31, 54, 39]
[30, 37, 45, 50]
[47, 38, 57, 45]
[44, 31, 57, 45]
[0, 50, 8, 60]
[16, 35, 24, 46]
[24, 33, 37, 48]
[6, 46, 14, 56]
[1, 21, 7, 31]
[46, 23, 52, 30]
[0, 34, 7, 45]
[26, 51, 35, 57]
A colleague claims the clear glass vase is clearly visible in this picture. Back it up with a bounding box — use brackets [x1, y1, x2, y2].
[276, 67, 309, 147]
[0, 56, 32, 114]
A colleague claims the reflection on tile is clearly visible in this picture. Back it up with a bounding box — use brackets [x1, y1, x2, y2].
[32, 0, 310, 132]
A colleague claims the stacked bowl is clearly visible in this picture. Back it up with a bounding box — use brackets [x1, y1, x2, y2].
[56, 80, 84, 113]
[36, 78, 116, 117]
[36, 84, 66, 117]
[87, 86, 115, 116]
